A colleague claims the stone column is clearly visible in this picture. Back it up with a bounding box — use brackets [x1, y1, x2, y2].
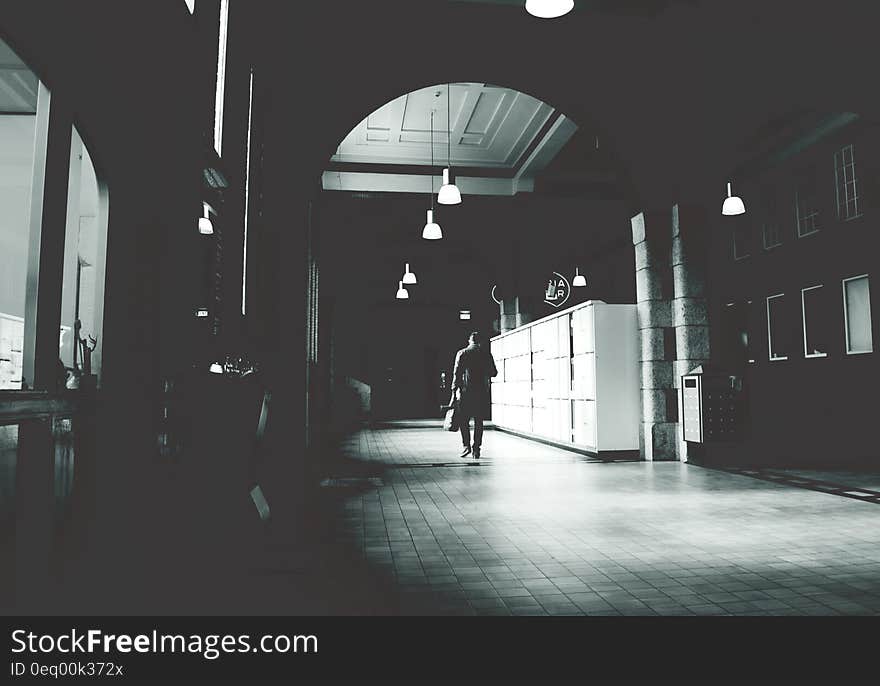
[500, 297, 518, 332]
[671, 204, 711, 461]
[632, 211, 677, 461]
[515, 295, 537, 327]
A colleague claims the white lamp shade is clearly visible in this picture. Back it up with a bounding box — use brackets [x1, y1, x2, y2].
[198, 216, 214, 235]
[722, 196, 746, 216]
[209, 363, 224, 374]
[402, 263, 417, 285]
[573, 271, 587, 287]
[722, 182, 746, 216]
[525, 0, 575, 19]
[422, 209, 443, 240]
[396, 281, 409, 300]
[438, 169, 462, 205]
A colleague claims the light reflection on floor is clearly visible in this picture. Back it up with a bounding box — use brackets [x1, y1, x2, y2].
[324, 425, 880, 615]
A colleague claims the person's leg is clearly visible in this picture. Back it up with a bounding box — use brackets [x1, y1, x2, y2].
[473, 417, 484, 449]
[459, 416, 471, 452]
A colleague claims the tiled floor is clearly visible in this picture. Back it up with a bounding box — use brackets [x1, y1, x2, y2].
[322, 423, 880, 616]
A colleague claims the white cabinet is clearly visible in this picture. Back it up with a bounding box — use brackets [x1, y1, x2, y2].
[490, 300, 639, 455]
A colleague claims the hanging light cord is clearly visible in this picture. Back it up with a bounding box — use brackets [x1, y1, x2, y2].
[430, 110, 434, 210]
[447, 83, 452, 171]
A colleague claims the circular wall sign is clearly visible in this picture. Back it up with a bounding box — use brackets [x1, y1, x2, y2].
[544, 272, 571, 308]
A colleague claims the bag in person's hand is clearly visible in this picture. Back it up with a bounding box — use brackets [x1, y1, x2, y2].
[442, 402, 459, 432]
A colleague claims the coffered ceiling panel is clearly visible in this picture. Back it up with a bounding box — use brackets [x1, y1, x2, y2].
[0, 38, 37, 114]
[332, 83, 556, 169]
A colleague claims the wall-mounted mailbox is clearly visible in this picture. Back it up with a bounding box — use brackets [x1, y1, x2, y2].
[682, 365, 743, 443]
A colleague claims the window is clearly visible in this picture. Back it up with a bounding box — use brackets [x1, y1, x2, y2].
[733, 223, 751, 260]
[59, 126, 108, 383]
[801, 285, 829, 358]
[762, 193, 782, 249]
[843, 275, 873, 354]
[834, 144, 862, 221]
[763, 219, 781, 249]
[795, 176, 821, 237]
[0, 38, 109, 391]
[0, 41, 39, 389]
[213, 0, 230, 155]
[721, 300, 754, 366]
[242, 69, 254, 316]
[766, 293, 790, 361]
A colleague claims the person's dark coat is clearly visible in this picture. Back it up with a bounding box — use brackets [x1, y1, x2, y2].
[452, 343, 498, 420]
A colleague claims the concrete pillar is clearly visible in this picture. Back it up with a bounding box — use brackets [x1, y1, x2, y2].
[671, 204, 711, 461]
[500, 297, 517, 332]
[632, 210, 677, 461]
[515, 295, 537, 327]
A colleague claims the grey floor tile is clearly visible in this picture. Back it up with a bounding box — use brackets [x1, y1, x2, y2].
[330, 425, 880, 617]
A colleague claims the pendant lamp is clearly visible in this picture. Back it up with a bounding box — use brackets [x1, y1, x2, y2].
[396, 280, 409, 300]
[423, 210, 442, 240]
[722, 181, 746, 216]
[438, 84, 462, 205]
[422, 111, 443, 239]
[402, 262, 417, 285]
[199, 202, 214, 235]
[573, 267, 587, 287]
[525, 0, 574, 18]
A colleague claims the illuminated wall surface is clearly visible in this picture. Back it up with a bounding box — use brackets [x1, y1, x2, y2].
[491, 300, 640, 454]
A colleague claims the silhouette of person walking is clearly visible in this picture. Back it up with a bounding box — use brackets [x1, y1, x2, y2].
[451, 331, 498, 459]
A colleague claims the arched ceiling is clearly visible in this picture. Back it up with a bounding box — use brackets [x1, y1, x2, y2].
[332, 83, 560, 168]
[325, 82, 578, 196]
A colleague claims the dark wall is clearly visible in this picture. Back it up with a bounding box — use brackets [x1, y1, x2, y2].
[705, 119, 880, 467]
[1, 1, 270, 610]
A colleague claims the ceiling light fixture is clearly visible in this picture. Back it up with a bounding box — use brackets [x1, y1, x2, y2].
[722, 181, 746, 216]
[423, 110, 443, 240]
[396, 280, 409, 300]
[198, 202, 214, 235]
[573, 267, 587, 287]
[525, 0, 574, 19]
[402, 262, 417, 285]
[423, 210, 442, 240]
[438, 84, 462, 205]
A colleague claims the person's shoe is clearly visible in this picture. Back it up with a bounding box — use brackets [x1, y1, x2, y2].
[459, 445, 472, 458]
[473, 447, 481, 459]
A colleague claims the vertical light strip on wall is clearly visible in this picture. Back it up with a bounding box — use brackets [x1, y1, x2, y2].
[242, 68, 254, 316]
[213, 0, 230, 155]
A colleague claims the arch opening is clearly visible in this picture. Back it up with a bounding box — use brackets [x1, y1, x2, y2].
[0, 35, 110, 391]
[313, 81, 638, 424]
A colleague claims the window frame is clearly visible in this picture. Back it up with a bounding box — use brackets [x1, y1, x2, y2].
[794, 185, 820, 238]
[766, 293, 789, 361]
[762, 219, 782, 250]
[733, 224, 751, 261]
[801, 285, 828, 359]
[842, 274, 873, 356]
[213, 0, 230, 156]
[834, 144, 862, 222]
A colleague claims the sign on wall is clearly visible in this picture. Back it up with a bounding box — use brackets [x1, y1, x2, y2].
[491, 285, 503, 306]
[544, 272, 570, 308]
